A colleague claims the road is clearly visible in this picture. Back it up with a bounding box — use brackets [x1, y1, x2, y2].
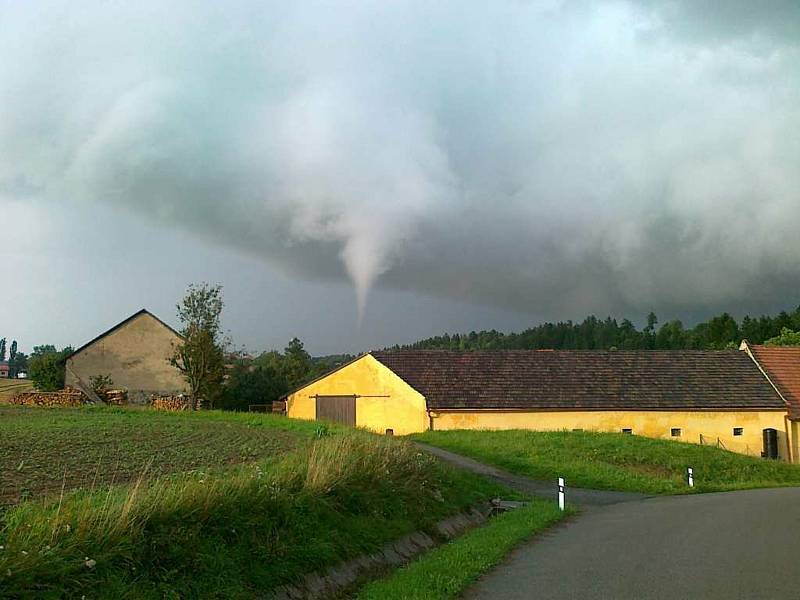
[417, 443, 800, 599]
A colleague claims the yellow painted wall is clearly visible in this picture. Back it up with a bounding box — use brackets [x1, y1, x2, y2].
[286, 355, 428, 435]
[433, 410, 790, 460]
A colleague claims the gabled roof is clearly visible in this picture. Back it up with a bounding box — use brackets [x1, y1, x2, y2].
[371, 350, 785, 411]
[67, 309, 184, 360]
[745, 345, 800, 420]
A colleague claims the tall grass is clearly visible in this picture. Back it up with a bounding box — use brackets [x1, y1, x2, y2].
[0, 434, 501, 598]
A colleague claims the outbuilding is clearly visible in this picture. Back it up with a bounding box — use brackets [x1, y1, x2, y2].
[65, 309, 187, 403]
[285, 349, 792, 460]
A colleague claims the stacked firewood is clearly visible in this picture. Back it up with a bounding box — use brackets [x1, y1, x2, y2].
[150, 394, 193, 411]
[11, 387, 88, 407]
[104, 389, 128, 405]
[272, 400, 287, 415]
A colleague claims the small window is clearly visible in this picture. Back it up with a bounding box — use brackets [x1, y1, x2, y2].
[733, 427, 743, 436]
[385, 428, 394, 436]
[671, 428, 681, 437]
[572, 428, 584, 432]
[622, 428, 633, 435]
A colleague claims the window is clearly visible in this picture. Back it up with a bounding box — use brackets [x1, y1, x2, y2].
[572, 428, 584, 432]
[385, 428, 394, 436]
[621, 428, 633, 435]
[671, 428, 681, 437]
[733, 427, 743, 436]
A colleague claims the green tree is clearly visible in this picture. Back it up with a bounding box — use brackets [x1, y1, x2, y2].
[9, 350, 28, 378]
[0, 338, 5, 362]
[28, 345, 72, 391]
[219, 358, 287, 412]
[170, 283, 226, 409]
[764, 328, 800, 347]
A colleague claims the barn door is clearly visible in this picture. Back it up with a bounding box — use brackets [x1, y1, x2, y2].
[315, 395, 356, 427]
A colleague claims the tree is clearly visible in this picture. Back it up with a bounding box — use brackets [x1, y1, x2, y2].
[0, 338, 5, 362]
[764, 328, 800, 347]
[219, 358, 287, 412]
[28, 345, 72, 391]
[170, 283, 226, 409]
[10, 350, 28, 379]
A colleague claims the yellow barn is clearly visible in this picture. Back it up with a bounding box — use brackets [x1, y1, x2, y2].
[286, 349, 796, 461]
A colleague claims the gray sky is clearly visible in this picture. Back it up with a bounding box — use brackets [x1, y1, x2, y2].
[2, 1, 799, 355]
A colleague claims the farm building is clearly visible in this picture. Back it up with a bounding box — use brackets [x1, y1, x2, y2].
[285, 349, 794, 460]
[0, 361, 9, 378]
[742, 342, 800, 462]
[65, 309, 187, 403]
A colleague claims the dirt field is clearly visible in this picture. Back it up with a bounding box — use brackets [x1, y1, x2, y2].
[0, 406, 313, 506]
[0, 379, 34, 402]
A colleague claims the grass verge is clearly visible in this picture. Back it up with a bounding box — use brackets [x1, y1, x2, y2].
[0, 432, 508, 598]
[413, 429, 800, 494]
[356, 498, 571, 600]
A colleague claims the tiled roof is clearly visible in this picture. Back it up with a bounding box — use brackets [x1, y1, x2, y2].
[371, 350, 786, 411]
[749, 346, 800, 419]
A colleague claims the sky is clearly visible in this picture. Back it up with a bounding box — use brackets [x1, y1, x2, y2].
[2, 1, 799, 356]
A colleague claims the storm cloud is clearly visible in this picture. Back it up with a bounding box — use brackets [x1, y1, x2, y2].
[2, 1, 799, 320]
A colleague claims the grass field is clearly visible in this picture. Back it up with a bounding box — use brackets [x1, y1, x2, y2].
[356, 498, 571, 600]
[0, 406, 322, 506]
[0, 378, 33, 402]
[414, 429, 800, 495]
[0, 407, 515, 598]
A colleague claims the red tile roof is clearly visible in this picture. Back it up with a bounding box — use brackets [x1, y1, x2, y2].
[748, 346, 800, 419]
[371, 350, 785, 411]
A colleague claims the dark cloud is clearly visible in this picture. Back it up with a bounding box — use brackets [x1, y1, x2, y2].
[1, 0, 798, 325]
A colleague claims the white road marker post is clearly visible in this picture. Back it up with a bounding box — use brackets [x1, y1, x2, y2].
[558, 477, 565, 511]
[687, 467, 694, 488]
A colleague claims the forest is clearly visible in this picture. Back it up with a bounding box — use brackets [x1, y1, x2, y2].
[391, 305, 800, 352]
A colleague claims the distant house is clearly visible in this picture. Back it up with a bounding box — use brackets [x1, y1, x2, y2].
[65, 309, 187, 403]
[0, 361, 9, 378]
[285, 349, 791, 460]
[741, 341, 800, 462]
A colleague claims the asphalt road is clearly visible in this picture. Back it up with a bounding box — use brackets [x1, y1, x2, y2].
[465, 488, 800, 599]
[416, 443, 800, 599]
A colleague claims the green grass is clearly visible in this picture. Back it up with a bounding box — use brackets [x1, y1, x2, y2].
[0, 414, 510, 598]
[0, 406, 328, 506]
[356, 498, 572, 600]
[414, 429, 800, 495]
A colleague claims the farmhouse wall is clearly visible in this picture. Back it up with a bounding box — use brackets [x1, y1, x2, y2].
[66, 312, 187, 404]
[432, 409, 789, 460]
[286, 354, 428, 435]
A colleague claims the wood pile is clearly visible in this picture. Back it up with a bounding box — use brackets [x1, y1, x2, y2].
[150, 394, 193, 411]
[104, 389, 128, 405]
[272, 400, 287, 415]
[11, 387, 88, 407]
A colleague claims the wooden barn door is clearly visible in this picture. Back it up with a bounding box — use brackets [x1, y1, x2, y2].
[315, 395, 356, 426]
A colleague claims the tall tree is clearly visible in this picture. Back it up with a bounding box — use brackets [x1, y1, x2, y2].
[0, 338, 5, 362]
[170, 283, 226, 409]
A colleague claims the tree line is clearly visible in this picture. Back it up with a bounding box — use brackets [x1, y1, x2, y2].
[389, 306, 800, 352]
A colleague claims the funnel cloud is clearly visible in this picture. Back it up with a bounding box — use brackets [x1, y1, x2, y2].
[2, 1, 799, 327]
